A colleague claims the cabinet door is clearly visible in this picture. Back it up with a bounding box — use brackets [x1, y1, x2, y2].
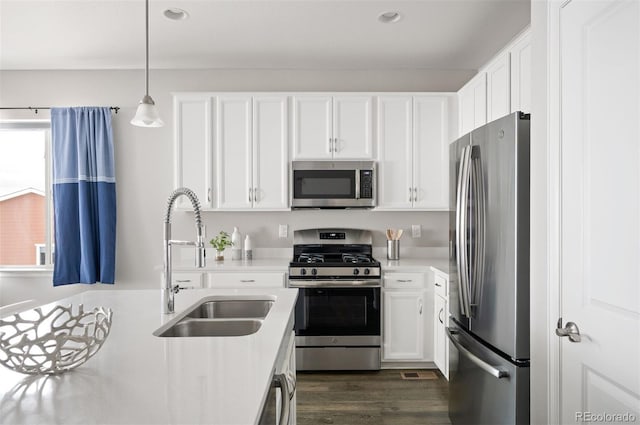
[333, 95, 373, 159]
[486, 53, 511, 121]
[173, 94, 213, 209]
[215, 96, 253, 209]
[433, 294, 449, 379]
[253, 96, 289, 210]
[383, 290, 425, 360]
[291, 95, 332, 159]
[413, 95, 449, 210]
[376, 96, 413, 209]
[510, 32, 532, 114]
[459, 73, 488, 135]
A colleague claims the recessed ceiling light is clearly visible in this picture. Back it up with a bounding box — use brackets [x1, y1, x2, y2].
[163, 8, 189, 21]
[378, 11, 402, 24]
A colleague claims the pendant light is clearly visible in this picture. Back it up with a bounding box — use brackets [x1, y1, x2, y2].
[131, 0, 164, 127]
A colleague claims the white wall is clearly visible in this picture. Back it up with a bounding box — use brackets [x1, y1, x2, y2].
[0, 68, 460, 308]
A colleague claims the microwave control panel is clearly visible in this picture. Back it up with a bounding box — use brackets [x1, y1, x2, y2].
[360, 170, 373, 199]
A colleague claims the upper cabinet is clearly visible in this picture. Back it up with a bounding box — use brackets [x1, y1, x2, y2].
[510, 32, 532, 114]
[458, 73, 487, 136]
[174, 93, 289, 211]
[173, 94, 214, 209]
[486, 53, 511, 122]
[376, 95, 450, 210]
[457, 28, 531, 136]
[292, 95, 373, 160]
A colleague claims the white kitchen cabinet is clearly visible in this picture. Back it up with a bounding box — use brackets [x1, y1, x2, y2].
[510, 32, 532, 114]
[215, 95, 289, 210]
[173, 94, 214, 209]
[170, 272, 203, 290]
[276, 330, 297, 425]
[432, 271, 449, 379]
[207, 271, 286, 288]
[486, 52, 511, 122]
[382, 272, 433, 362]
[458, 73, 487, 136]
[292, 95, 373, 160]
[377, 95, 450, 210]
[215, 95, 253, 209]
[252, 96, 289, 209]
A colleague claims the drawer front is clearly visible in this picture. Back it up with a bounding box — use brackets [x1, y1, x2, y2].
[434, 273, 448, 298]
[208, 272, 285, 288]
[172, 272, 203, 289]
[383, 272, 425, 289]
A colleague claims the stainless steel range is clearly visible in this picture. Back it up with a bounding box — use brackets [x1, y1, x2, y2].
[288, 228, 381, 371]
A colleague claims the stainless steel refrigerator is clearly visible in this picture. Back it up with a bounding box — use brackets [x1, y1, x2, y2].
[447, 112, 530, 425]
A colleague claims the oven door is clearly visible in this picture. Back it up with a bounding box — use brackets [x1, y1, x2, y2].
[294, 287, 381, 340]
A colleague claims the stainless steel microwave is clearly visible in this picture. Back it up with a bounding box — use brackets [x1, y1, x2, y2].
[291, 161, 376, 208]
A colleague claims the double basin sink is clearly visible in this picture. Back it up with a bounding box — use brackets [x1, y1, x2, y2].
[154, 297, 274, 338]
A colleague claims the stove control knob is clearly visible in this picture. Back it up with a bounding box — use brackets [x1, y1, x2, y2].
[353, 268, 360, 276]
[311, 268, 318, 276]
[300, 269, 307, 276]
[364, 268, 370, 275]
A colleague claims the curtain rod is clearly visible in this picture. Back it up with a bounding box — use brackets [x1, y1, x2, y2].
[0, 106, 120, 114]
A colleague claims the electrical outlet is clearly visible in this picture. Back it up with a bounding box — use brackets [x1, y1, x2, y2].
[279, 224, 288, 238]
[411, 224, 421, 238]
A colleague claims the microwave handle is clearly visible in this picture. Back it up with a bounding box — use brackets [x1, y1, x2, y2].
[355, 169, 360, 199]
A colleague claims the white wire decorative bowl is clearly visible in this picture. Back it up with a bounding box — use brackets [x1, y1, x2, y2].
[0, 304, 113, 375]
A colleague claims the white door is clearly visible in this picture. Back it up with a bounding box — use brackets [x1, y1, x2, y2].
[376, 95, 413, 209]
[413, 95, 449, 210]
[510, 32, 531, 114]
[332, 95, 373, 159]
[433, 294, 448, 378]
[173, 94, 213, 209]
[215, 95, 252, 210]
[558, 0, 640, 422]
[383, 290, 425, 360]
[252, 96, 288, 210]
[291, 95, 332, 159]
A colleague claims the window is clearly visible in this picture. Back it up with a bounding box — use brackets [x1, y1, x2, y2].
[0, 122, 53, 267]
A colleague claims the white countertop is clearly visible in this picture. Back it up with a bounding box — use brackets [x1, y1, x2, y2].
[380, 257, 450, 276]
[0, 287, 298, 425]
[174, 258, 289, 272]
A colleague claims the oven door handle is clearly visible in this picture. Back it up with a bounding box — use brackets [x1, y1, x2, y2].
[288, 280, 381, 288]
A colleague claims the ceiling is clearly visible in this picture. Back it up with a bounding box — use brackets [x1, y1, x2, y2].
[0, 0, 530, 71]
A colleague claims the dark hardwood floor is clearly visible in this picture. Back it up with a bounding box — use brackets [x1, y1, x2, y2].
[296, 370, 451, 425]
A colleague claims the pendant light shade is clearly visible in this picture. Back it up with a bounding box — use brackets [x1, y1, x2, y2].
[131, 0, 163, 127]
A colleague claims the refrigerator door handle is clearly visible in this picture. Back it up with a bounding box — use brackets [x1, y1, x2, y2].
[470, 147, 486, 311]
[456, 145, 473, 317]
[446, 328, 510, 379]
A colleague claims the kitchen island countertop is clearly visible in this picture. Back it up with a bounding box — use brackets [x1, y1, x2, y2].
[0, 287, 298, 425]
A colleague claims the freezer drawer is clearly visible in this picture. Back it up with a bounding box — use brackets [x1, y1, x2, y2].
[447, 321, 529, 425]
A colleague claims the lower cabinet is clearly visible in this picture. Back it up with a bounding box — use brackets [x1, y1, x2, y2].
[276, 330, 297, 425]
[382, 272, 433, 362]
[432, 270, 450, 379]
[207, 271, 286, 288]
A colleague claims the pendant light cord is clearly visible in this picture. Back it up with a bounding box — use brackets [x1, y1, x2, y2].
[145, 0, 149, 97]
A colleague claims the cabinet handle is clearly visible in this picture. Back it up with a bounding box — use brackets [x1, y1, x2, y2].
[435, 283, 442, 287]
[240, 279, 255, 283]
[253, 187, 258, 203]
[333, 138, 338, 153]
[329, 138, 333, 153]
[419, 299, 423, 315]
[396, 279, 413, 283]
[413, 187, 418, 202]
[439, 307, 444, 324]
[207, 188, 212, 203]
[176, 279, 191, 283]
[249, 187, 252, 203]
[409, 187, 412, 202]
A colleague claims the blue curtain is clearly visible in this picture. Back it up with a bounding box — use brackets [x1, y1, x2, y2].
[51, 107, 116, 286]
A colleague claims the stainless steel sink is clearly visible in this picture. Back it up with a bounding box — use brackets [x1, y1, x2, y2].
[155, 318, 263, 337]
[153, 296, 274, 338]
[185, 300, 273, 319]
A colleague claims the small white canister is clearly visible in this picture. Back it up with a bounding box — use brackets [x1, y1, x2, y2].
[244, 235, 253, 260]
